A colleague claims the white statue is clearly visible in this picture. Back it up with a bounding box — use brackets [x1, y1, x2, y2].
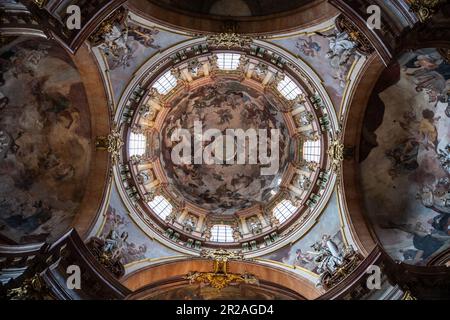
[310, 235, 344, 274]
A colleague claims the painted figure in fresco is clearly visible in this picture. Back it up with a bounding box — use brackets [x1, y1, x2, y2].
[315, 30, 358, 87]
[9, 47, 48, 77]
[122, 243, 147, 264]
[418, 178, 450, 214]
[296, 36, 321, 57]
[419, 109, 440, 150]
[3, 200, 52, 235]
[383, 221, 450, 264]
[98, 16, 162, 70]
[438, 144, 450, 174]
[0, 90, 8, 111]
[294, 249, 317, 271]
[317, 30, 357, 66]
[386, 139, 420, 178]
[103, 229, 129, 261]
[100, 22, 134, 69]
[404, 53, 450, 104]
[129, 25, 160, 49]
[0, 130, 12, 159]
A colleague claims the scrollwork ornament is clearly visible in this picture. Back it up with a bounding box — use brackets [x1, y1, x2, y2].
[328, 137, 345, 175]
[206, 33, 252, 49]
[408, 0, 443, 22]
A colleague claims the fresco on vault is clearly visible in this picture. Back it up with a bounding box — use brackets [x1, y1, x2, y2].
[0, 37, 91, 243]
[262, 191, 343, 274]
[360, 48, 450, 265]
[97, 183, 181, 265]
[269, 18, 361, 110]
[160, 80, 292, 215]
[93, 9, 191, 105]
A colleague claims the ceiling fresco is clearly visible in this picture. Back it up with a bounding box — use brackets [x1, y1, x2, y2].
[160, 80, 291, 214]
[92, 182, 181, 266]
[0, 37, 92, 244]
[360, 48, 450, 265]
[268, 17, 363, 111]
[4, 0, 450, 301]
[91, 10, 192, 107]
[262, 190, 342, 274]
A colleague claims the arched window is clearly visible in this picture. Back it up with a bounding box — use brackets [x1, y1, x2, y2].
[129, 132, 146, 157]
[273, 199, 298, 224]
[152, 71, 177, 95]
[277, 75, 302, 100]
[216, 53, 241, 70]
[303, 139, 321, 163]
[148, 195, 173, 220]
[210, 224, 234, 243]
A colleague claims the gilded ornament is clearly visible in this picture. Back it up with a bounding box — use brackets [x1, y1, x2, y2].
[207, 33, 252, 49]
[185, 249, 257, 290]
[408, 0, 443, 22]
[328, 137, 345, 174]
[96, 128, 125, 165]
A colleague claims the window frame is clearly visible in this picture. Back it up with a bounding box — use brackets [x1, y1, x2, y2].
[210, 224, 234, 243]
[273, 199, 298, 224]
[148, 195, 173, 220]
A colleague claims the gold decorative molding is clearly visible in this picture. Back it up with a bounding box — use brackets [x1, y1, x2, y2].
[6, 274, 53, 300]
[319, 248, 363, 290]
[95, 128, 124, 165]
[33, 0, 47, 8]
[407, 0, 443, 22]
[201, 249, 244, 270]
[185, 249, 257, 290]
[206, 33, 252, 49]
[335, 15, 374, 56]
[89, 8, 128, 46]
[185, 271, 258, 290]
[328, 136, 344, 174]
[402, 290, 418, 300]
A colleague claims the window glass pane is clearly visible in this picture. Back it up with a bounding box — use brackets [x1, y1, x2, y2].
[148, 195, 173, 220]
[277, 76, 302, 100]
[303, 139, 321, 163]
[129, 132, 146, 157]
[216, 53, 241, 70]
[273, 199, 298, 224]
[152, 71, 177, 95]
[210, 224, 234, 243]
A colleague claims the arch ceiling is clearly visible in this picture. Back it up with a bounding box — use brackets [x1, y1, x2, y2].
[1, 0, 450, 300]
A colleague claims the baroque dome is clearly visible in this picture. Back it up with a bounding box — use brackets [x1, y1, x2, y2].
[117, 41, 337, 252]
[159, 79, 292, 215]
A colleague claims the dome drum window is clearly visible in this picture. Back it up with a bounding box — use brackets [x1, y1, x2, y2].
[148, 195, 173, 221]
[303, 139, 322, 163]
[277, 75, 303, 100]
[129, 132, 147, 157]
[152, 70, 178, 95]
[273, 199, 298, 224]
[210, 224, 234, 243]
[216, 52, 241, 70]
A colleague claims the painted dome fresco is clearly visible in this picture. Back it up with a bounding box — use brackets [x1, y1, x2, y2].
[160, 79, 292, 214]
[0, 0, 450, 302]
